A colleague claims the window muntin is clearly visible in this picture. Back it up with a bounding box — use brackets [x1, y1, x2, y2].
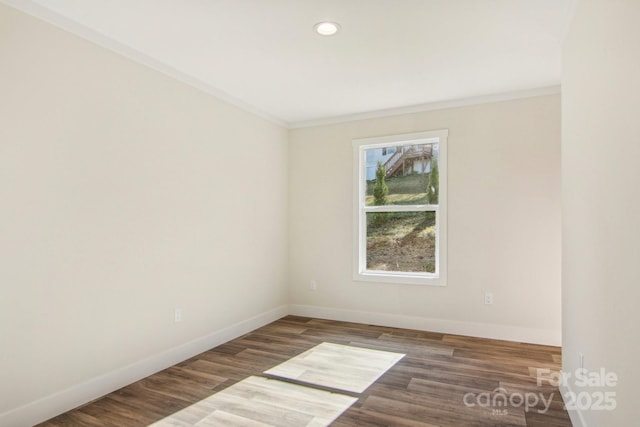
[353, 130, 447, 285]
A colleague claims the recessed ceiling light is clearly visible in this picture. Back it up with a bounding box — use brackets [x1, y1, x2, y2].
[314, 21, 340, 36]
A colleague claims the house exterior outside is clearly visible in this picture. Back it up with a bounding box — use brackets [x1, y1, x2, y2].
[365, 144, 437, 181]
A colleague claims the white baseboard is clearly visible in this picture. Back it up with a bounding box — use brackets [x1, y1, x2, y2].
[288, 304, 562, 346]
[559, 383, 587, 427]
[0, 305, 288, 427]
[1, 303, 561, 426]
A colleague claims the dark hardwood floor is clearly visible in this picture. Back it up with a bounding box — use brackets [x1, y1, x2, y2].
[38, 316, 572, 426]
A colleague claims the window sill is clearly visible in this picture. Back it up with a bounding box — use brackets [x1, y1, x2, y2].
[354, 271, 447, 286]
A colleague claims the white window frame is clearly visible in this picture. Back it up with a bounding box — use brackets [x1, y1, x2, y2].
[352, 130, 448, 286]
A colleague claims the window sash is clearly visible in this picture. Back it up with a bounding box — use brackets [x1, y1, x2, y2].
[360, 208, 441, 278]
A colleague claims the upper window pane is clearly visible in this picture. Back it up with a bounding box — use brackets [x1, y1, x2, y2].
[364, 143, 439, 206]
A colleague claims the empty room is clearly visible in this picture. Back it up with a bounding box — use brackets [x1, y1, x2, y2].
[1, 1, 637, 426]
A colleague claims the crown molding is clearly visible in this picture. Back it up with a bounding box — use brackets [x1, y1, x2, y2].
[289, 85, 561, 129]
[2, 1, 561, 131]
[0, 0, 288, 128]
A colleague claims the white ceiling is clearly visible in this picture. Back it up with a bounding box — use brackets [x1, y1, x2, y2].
[4, 0, 575, 127]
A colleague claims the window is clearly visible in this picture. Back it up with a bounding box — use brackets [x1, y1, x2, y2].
[353, 130, 448, 285]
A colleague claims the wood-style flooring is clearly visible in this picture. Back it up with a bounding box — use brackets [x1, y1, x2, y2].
[38, 316, 572, 427]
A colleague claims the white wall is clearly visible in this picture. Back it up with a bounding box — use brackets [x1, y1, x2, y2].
[562, 0, 640, 425]
[0, 4, 288, 424]
[289, 95, 561, 345]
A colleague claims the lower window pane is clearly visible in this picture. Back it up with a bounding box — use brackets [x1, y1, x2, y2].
[366, 211, 436, 273]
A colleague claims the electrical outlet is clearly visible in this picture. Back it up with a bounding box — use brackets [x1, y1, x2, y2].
[174, 308, 182, 323]
[310, 280, 317, 291]
[484, 293, 493, 305]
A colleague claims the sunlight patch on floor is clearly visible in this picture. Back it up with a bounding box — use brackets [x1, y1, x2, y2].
[264, 342, 405, 394]
[150, 342, 404, 426]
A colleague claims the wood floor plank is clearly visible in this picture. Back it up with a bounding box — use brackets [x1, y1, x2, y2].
[332, 407, 441, 427]
[37, 316, 572, 427]
[361, 394, 526, 427]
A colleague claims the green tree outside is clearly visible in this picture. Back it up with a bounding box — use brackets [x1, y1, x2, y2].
[426, 158, 439, 204]
[426, 158, 439, 222]
[372, 161, 388, 225]
[373, 161, 389, 205]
